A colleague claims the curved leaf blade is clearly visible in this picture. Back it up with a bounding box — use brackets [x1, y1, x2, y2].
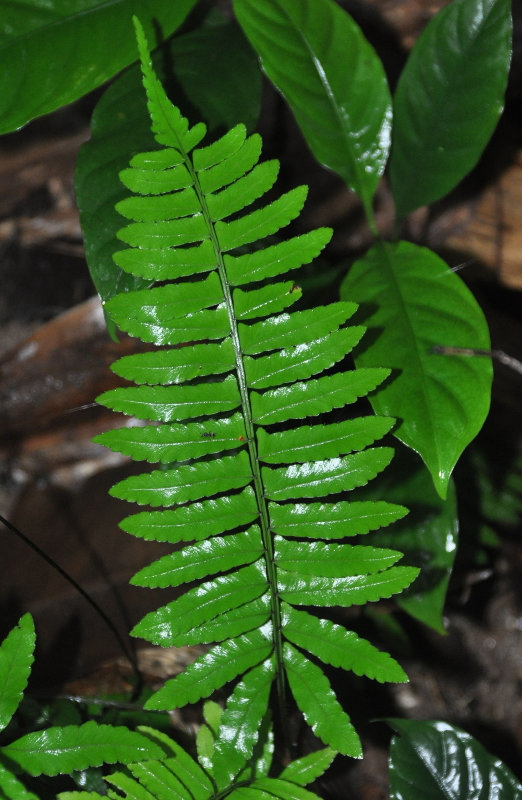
[283, 643, 361, 757]
[1, 722, 162, 777]
[388, 719, 522, 800]
[233, 0, 392, 218]
[0, 614, 35, 733]
[212, 658, 276, 788]
[278, 747, 336, 787]
[341, 241, 493, 498]
[390, 0, 512, 217]
[0, 2, 197, 134]
[0, 761, 39, 800]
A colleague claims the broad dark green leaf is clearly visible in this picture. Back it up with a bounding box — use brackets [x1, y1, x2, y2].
[0, 1, 197, 134]
[341, 241, 493, 498]
[131, 527, 263, 588]
[75, 16, 262, 312]
[1, 722, 162, 777]
[390, 0, 512, 217]
[279, 566, 419, 608]
[278, 747, 336, 787]
[284, 643, 361, 757]
[144, 629, 272, 709]
[233, 0, 392, 220]
[281, 604, 406, 683]
[213, 658, 275, 788]
[388, 719, 522, 800]
[131, 562, 267, 645]
[0, 614, 35, 733]
[270, 499, 408, 539]
[119, 487, 259, 543]
[263, 449, 394, 501]
[258, 417, 394, 463]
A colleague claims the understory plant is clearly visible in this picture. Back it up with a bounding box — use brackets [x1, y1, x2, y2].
[0, 0, 519, 797]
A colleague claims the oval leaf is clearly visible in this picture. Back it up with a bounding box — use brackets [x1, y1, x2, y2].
[388, 719, 522, 800]
[0, 1, 197, 134]
[234, 0, 392, 219]
[341, 241, 493, 498]
[390, 0, 512, 217]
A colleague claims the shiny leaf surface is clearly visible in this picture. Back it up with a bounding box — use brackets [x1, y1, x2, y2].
[234, 0, 392, 219]
[341, 241, 492, 498]
[1, 722, 162, 777]
[388, 719, 522, 800]
[390, 0, 512, 217]
[0, 1, 197, 134]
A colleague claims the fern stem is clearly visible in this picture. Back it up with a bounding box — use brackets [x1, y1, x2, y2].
[176, 151, 289, 744]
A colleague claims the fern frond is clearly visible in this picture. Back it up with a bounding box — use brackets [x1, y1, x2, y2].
[95, 17, 418, 763]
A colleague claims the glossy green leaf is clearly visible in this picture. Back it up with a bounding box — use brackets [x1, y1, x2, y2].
[1, 722, 162, 777]
[270, 499, 408, 539]
[249, 779, 322, 800]
[131, 562, 267, 645]
[0, 762, 38, 800]
[95, 413, 246, 464]
[278, 747, 336, 787]
[390, 0, 512, 217]
[263, 449, 394, 501]
[279, 566, 419, 608]
[213, 658, 275, 788]
[239, 302, 356, 355]
[0, 614, 35, 733]
[234, 281, 302, 321]
[276, 538, 401, 577]
[283, 644, 362, 758]
[258, 417, 394, 463]
[131, 527, 263, 588]
[111, 451, 251, 507]
[245, 327, 365, 390]
[144, 629, 272, 710]
[0, 1, 197, 134]
[234, 0, 392, 220]
[95, 26, 417, 753]
[341, 241, 493, 498]
[252, 369, 389, 425]
[281, 604, 406, 683]
[388, 719, 522, 800]
[97, 375, 240, 423]
[226, 230, 333, 286]
[119, 487, 259, 543]
[137, 726, 213, 800]
[109, 339, 236, 386]
[75, 16, 262, 311]
[181, 595, 271, 647]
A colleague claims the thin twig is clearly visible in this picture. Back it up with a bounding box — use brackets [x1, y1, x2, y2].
[431, 345, 522, 376]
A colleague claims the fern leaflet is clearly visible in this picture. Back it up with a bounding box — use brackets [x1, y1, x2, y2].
[95, 17, 418, 766]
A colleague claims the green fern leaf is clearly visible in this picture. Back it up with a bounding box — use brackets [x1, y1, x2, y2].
[96, 17, 419, 760]
[0, 762, 39, 800]
[0, 614, 35, 733]
[278, 747, 336, 787]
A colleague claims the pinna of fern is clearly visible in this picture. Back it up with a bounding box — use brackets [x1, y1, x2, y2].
[94, 16, 419, 776]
